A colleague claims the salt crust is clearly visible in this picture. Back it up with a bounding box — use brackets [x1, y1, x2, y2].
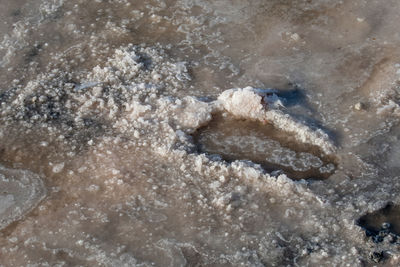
[2, 45, 337, 212]
[1, 44, 377, 265]
[217, 87, 336, 155]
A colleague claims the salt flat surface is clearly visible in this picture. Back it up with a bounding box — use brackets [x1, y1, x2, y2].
[1, 0, 400, 266]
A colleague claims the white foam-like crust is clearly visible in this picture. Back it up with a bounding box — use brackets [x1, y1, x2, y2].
[217, 87, 336, 155]
[157, 96, 215, 133]
[0, 44, 388, 265]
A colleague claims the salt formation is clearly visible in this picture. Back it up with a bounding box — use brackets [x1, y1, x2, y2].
[2, 0, 400, 265]
[0, 164, 46, 230]
[0, 44, 343, 265]
[194, 114, 336, 180]
[217, 87, 336, 155]
[0, 42, 395, 266]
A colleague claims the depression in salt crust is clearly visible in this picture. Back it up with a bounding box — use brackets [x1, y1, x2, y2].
[1, 0, 400, 266]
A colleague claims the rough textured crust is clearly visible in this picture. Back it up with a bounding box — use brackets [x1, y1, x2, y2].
[217, 87, 336, 155]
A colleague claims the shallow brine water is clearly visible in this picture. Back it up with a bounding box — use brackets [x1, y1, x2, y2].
[1, 0, 400, 266]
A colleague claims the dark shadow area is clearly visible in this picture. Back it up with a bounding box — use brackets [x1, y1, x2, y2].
[24, 43, 43, 63]
[192, 113, 337, 180]
[275, 85, 340, 146]
[357, 202, 400, 244]
[275, 86, 308, 108]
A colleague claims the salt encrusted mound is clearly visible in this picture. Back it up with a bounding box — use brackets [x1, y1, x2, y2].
[0, 165, 46, 230]
[156, 96, 215, 133]
[217, 87, 336, 155]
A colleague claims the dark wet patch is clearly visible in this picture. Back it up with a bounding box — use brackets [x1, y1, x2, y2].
[0, 87, 18, 103]
[10, 9, 21, 17]
[369, 251, 385, 263]
[357, 203, 400, 244]
[24, 44, 43, 63]
[22, 93, 64, 121]
[193, 113, 336, 180]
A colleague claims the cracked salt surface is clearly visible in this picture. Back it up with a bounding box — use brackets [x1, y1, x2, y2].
[1, 0, 400, 266]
